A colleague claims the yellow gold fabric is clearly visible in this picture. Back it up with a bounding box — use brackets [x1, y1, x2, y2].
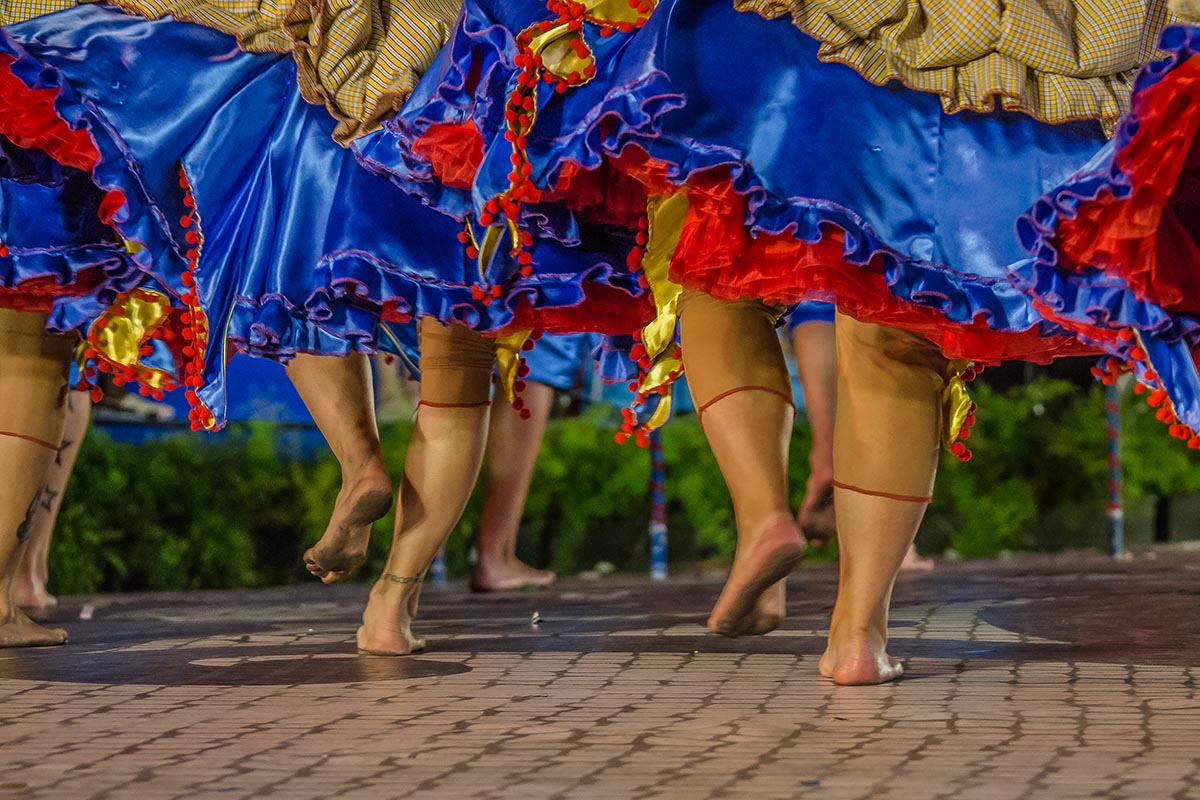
[113, 0, 461, 142]
[941, 359, 974, 451]
[1173, 0, 1200, 22]
[1, 0, 459, 143]
[86, 289, 175, 391]
[0, 0, 88, 24]
[493, 328, 531, 404]
[735, 0, 1178, 131]
[638, 193, 688, 361]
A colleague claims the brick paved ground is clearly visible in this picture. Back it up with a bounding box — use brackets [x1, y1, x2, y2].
[3, 551, 1200, 799]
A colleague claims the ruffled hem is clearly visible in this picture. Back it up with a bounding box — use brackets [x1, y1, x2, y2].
[734, 0, 1172, 133]
[657, 154, 1090, 364]
[373, 5, 1094, 366]
[1022, 27, 1200, 314]
[0, 25, 233, 428]
[308, 239, 653, 346]
[1016, 26, 1200, 430]
[0, 47, 142, 315]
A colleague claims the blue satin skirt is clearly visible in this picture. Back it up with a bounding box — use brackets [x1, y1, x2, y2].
[0, 5, 645, 426]
[356, 0, 1115, 372]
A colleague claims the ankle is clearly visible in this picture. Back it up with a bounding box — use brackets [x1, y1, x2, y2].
[738, 510, 801, 541]
[371, 572, 423, 597]
[829, 618, 887, 645]
[474, 546, 515, 570]
[340, 452, 388, 481]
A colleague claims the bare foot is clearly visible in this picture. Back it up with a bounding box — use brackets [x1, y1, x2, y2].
[16, 574, 57, 610]
[0, 606, 68, 648]
[304, 467, 393, 584]
[798, 481, 835, 546]
[899, 546, 934, 572]
[745, 579, 786, 636]
[469, 558, 556, 593]
[356, 574, 427, 656]
[819, 630, 903, 685]
[708, 513, 806, 638]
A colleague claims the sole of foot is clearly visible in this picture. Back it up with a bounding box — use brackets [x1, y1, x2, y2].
[743, 579, 787, 636]
[818, 636, 904, 685]
[0, 609, 68, 648]
[304, 479, 393, 584]
[708, 517, 806, 638]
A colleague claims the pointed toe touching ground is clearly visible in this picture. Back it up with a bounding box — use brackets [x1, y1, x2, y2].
[304, 473, 394, 584]
[707, 514, 807, 638]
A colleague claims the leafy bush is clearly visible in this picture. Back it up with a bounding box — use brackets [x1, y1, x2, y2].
[46, 377, 1200, 594]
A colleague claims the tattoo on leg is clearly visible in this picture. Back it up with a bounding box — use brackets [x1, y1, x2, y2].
[39, 486, 60, 513]
[15, 487, 42, 543]
[54, 438, 73, 467]
[380, 573, 422, 585]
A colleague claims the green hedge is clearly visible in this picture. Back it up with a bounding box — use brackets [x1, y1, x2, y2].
[47, 377, 1200, 594]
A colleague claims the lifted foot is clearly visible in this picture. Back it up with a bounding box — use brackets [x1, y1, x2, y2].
[798, 482, 835, 546]
[745, 579, 787, 636]
[305, 469, 393, 584]
[708, 514, 806, 638]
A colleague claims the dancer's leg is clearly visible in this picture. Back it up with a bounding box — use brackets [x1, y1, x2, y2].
[790, 320, 837, 544]
[679, 290, 806, 637]
[471, 379, 556, 591]
[0, 309, 72, 647]
[16, 388, 90, 609]
[819, 314, 946, 685]
[287, 353, 393, 583]
[357, 319, 496, 655]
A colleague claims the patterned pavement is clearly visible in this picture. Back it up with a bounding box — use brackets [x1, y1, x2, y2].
[3, 551, 1200, 799]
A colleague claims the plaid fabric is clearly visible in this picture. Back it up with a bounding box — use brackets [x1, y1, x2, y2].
[735, 0, 1180, 132]
[0, 0, 89, 25]
[1173, 0, 1200, 22]
[1, 0, 460, 142]
[115, 0, 461, 141]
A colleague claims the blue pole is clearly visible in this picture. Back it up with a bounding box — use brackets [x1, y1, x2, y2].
[649, 429, 667, 580]
[430, 548, 447, 585]
[1106, 383, 1124, 558]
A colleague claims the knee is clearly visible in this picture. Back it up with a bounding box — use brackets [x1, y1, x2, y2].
[835, 314, 947, 394]
[678, 290, 792, 406]
[417, 319, 497, 407]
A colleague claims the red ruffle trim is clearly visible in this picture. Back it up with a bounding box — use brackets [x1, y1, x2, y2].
[0, 53, 130, 278]
[658, 157, 1090, 364]
[409, 123, 656, 335]
[506, 281, 654, 335]
[0, 266, 107, 313]
[550, 158, 653, 231]
[0, 54, 99, 173]
[413, 121, 485, 190]
[1055, 57, 1200, 315]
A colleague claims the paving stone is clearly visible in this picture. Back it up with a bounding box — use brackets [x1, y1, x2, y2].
[2, 553, 1200, 799]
